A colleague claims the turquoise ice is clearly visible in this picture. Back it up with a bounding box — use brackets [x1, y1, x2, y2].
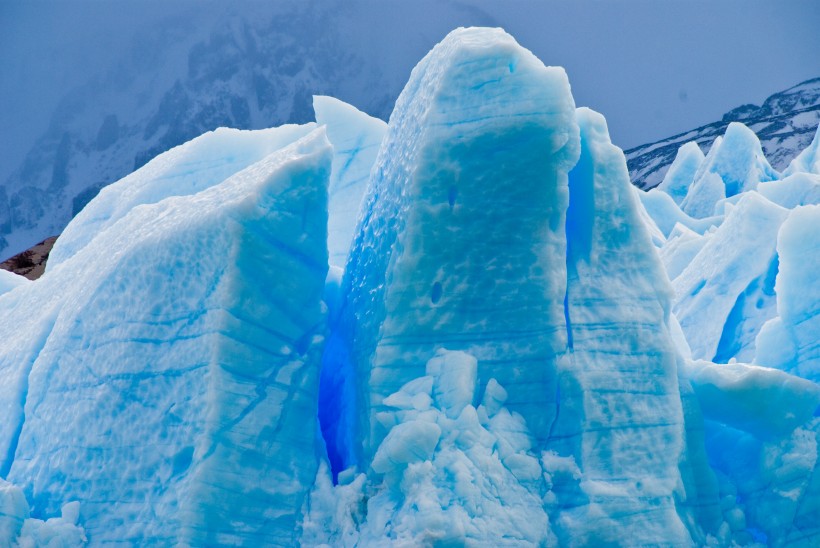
[325, 27, 580, 470]
[0, 25, 818, 547]
[0, 129, 331, 544]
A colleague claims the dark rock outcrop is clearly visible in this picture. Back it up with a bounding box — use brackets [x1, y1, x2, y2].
[0, 236, 58, 280]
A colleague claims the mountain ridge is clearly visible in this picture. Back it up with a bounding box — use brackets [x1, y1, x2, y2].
[626, 77, 820, 189]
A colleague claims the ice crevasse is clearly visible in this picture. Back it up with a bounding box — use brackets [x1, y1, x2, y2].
[0, 26, 818, 546]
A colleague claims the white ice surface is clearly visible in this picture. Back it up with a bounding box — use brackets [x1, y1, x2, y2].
[313, 96, 387, 268]
[47, 123, 316, 269]
[783, 124, 820, 176]
[657, 140, 705, 205]
[681, 123, 779, 218]
[763, 205, 820, 381]
[673, 192, 787, 362]
[0, 269, 28, 296]
[683, 359, 820, 439]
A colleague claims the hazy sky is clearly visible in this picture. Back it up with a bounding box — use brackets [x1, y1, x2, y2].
[1, 0, 819, 182]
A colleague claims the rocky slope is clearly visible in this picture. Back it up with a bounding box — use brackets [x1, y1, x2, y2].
[626, 77, 820, 189]
[0, 236, 56, 280]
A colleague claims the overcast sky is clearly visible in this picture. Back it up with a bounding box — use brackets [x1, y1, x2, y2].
[1, 0, 818, 183]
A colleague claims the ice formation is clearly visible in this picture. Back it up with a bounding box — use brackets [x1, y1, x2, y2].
[0, 269, 28, 296]
[680, 123, 779, 218]
[0, 128, 332, 544]
[313, 96, 388, 267]
[306, 350, 558, 545]
[639, 101, 820, 545]
[755, 205, 820, 381]
[673, 193, 787, 363]
[642, 118, 820, 371]
[783, 124, 820, 177]
[657, 141, 706, 205]
[0, 479, 85, 547]
[46, 124, 318, 270]
[324, 27, 580, 472]
[551, 107, 689, 544]
[0, 26, 818, 546]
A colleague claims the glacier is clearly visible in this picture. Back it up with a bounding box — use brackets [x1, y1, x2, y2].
[0, 26, 818, 546]
[639, 109, 820, 545]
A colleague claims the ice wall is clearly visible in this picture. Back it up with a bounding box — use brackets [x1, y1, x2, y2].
[0, 129, 331, 544]
[550, 107, 690, 544]
[327, 27, 580, 466]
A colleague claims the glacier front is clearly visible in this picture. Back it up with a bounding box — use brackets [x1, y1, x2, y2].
[0, 25, 818, 547]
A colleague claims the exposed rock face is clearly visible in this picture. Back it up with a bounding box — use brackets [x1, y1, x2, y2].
[0, 236, 57, 280]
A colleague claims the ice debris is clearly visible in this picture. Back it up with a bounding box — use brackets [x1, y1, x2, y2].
[305, 350, 557, 546]
[0, 479, 85, 547]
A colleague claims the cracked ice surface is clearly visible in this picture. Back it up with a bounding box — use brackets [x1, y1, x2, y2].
[553, 107, 690, 544]
[326, 27, 580, 468]
[0, 128, 331, 544]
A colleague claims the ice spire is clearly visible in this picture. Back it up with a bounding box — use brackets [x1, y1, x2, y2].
[324, 27, 580, 467]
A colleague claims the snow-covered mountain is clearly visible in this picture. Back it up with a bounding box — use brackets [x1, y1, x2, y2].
[1, 28, 819, 546]
[626, 77, 820, 189]
[0, 3, 403, 262]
